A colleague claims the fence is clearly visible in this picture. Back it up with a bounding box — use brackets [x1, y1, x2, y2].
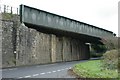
[0, 4, 19, 15]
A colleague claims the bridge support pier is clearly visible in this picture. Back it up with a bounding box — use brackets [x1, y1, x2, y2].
[51, 35, 56, 63]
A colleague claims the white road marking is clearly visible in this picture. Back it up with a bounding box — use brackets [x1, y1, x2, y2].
[24, 75, 31, 78]
[52, 71, 56, 73]
[61, 69, 65, 70]
[47, 72, 51, 74]
[16, 67, 72, 78]
[18, 77, 23, 78]
[33, 74, 39, 77]
[40, 73, 45, 75]
[57, 70, 61, 71]
[69, 67, 72, 69]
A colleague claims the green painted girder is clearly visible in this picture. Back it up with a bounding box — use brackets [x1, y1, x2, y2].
[20, 4, 114, 39]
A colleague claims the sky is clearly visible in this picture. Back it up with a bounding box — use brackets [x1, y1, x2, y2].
[0, 0, 119, 36]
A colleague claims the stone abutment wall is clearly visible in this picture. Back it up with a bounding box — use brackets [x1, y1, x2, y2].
[2, 20, 90, 68]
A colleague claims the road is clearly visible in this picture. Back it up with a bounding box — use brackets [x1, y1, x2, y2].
[2, 60, 88, 79]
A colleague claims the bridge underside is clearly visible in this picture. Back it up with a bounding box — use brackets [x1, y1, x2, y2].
[26, 23, 103, 44]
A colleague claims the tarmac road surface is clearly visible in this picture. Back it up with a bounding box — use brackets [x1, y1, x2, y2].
[2, 60, 88, 79]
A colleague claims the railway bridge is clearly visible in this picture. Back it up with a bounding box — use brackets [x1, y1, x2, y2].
[18, 4, 115, 65]
[2, 5, 115, 67]
[20, 5, 114, 42]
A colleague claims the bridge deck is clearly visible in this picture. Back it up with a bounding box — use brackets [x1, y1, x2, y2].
[20, 5, 114, 40]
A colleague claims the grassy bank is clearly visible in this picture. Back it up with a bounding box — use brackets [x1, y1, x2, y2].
[73, 60, 118, 78]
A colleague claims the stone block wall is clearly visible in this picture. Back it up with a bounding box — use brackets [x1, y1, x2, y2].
[56, 36, 63, 62]
[2, 20, 90, 68]
[16, 24, 52, 66]
[2, 20, 16, 67]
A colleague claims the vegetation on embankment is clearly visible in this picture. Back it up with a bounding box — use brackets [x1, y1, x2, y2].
[90, 37, 118, 58]
[101, 49, 118, 70]
[73, 49, 119, 78]
[73, 60, 118, 78]
[2, 13, 19, 21]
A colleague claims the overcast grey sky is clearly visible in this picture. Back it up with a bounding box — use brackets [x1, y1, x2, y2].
[0, 0, 119, 36]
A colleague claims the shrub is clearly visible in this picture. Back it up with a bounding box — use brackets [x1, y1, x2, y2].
[90, 44, 106, 58]
[91, 44, 107, 53]
[101, 49, 118, 70]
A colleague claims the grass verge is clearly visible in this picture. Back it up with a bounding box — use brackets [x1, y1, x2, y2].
[73, 60, 118, 78]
